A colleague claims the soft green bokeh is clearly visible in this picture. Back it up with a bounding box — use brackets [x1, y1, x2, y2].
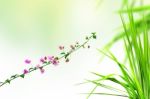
[0, 0, 102, 55]
[0, 0, 72, 54]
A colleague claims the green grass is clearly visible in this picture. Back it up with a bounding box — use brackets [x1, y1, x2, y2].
[102, 5, 150, 53]
[85, 3, 150, 99]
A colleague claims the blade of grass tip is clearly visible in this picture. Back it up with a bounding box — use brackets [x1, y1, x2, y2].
[118, 5, 150, 13]
[91, 72, 120, 82]
[90, 72, 126, 85]
[97, 49, 116, 61]
[98, 49, 126, 71]
[101, 33, 125, 51]
[77, 73, 125, 91]
[102, 14, 150, 53]
[90, 72, 115, 79]
[94, 70, 136, 96]
[86, 85, 97, 99]
[97, 48, 115, 64]
[97, 48, 132, 83]
[107, 51, 128, 71]
[86, 80, 127, 94]
[121, 0, 128, 8]
[98, 47, 137, 94]
[90, 73, 124, 85]
[75, 73, 115, 86]
[85, 92, 129, 97]
[102, 12, 150, 56]
[130, 13, 143, 65]
[74, 81, 89, 86]
[127, 5, 143, 63]
[97, 50, 129, 76]
[75, 73, 114, 86]
[90, 72, 130, 93]
[75, 78, 102, 86]
[107, 51, 138, 88]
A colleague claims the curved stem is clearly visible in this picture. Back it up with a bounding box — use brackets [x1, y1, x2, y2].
[0, 33, 95, 88]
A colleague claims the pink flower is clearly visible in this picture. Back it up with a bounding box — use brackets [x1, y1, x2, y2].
[48, 56, 54, 62]
[52, 59, 59, 66]
[40, 58, 45, 63]
[48, 56, 59, 65]
[24, 59, 31, 64]
[36, 64, 45, 74]
[36, 64, 40, 68]
[40, 68, 45, 74]
[23, 69, 29, 74]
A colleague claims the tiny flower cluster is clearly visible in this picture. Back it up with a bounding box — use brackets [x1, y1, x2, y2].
[23, 56, 59, 75]
[22, 33, 96, 76]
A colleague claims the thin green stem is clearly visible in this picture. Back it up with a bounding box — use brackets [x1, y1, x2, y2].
[0, 33, 96, 88]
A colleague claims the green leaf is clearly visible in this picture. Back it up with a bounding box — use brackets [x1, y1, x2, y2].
[5, 79, 10, 84]
[91, 32, 96, 35]
[20, 74, 25, 78]
[118, 5, 150, 13]
[93, 35, 96, 39]
[91, 32, 96, 39]
[84, 92, 128, 97]
[86, 80, 126, 94]
[60, 52, 65, 55]
[65, 53, 69, 59]
[86, 85, 97, 99]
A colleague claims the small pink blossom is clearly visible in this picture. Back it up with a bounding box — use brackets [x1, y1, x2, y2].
[48, 56, 54, 62]
[36, 64, 45, 74]
[24, 59, 31, 64]
[40, 68, 45, 74]
[40, 58, 45, 63]
[23, 69, 29, 74]
[36, 64, 40, 68]
[36, 64, 42, 69]
[52, 59, 59, 66]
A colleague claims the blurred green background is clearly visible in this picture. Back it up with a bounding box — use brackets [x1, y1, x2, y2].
[0, 0, 102, 55]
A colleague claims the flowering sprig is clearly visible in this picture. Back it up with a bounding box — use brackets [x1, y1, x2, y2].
[0, 32, 96, 88]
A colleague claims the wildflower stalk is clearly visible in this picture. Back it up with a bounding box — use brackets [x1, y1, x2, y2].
[0, 33, 96, 88]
